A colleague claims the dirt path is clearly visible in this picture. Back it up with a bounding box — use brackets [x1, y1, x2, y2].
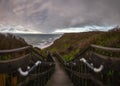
[46, 57, 74, 86]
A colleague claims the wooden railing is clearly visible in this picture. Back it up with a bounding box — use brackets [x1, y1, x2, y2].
[0, 46, 55, 86]
[0, 46, 31, 54]
[91, 44, 120, 52]
[0, 44, 120, 86]
[62, 44, 120, 86]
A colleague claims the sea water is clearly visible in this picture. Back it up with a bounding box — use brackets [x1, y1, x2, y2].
[16, 34, 62, 49]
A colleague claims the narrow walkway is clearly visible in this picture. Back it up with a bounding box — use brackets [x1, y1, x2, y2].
[46, 57, 74, 86]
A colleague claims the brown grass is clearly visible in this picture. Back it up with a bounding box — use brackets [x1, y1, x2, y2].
[0, 33, 28, 50]
[44, 27, 120, 61]
[0, 33, 29, 60]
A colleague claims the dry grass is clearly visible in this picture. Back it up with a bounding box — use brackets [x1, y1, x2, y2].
[0, 33, 29, 60]
[44, 27, 120, 61]
[0, 33, 28, 50]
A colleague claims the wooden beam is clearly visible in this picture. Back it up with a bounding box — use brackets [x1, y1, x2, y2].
[91, 44, 120, 52]
[0, 54, 31, 73]
[0, 46, 31, 54]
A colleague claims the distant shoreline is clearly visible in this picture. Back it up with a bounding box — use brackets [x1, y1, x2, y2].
[16, 34, 63, 50]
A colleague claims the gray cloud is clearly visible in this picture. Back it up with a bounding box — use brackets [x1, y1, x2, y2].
[0, 0, 120, 33]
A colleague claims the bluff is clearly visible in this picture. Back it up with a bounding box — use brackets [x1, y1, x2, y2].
[44, 28, 120, 61]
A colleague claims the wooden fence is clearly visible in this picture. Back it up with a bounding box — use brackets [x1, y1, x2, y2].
[0, 46, 55, 86]
[0, 44, 120, 86]
[56, 44, 120, 86]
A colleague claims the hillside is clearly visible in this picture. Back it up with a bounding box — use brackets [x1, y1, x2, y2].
[0, 33, 29, 60]
[44, 28, 120, 61]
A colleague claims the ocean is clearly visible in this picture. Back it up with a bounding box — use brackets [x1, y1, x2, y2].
[16, 34, 62, 49]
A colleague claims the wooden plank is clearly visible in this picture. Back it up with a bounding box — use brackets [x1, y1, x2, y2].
[92, 52, 120, 71]
[54, 52, 66, 64]
[91, 44, 120, 52]
[71, 46, 90, 62]
[0, 46, 31, 54]
[31, 49, 46, 60]
[17, 67, 54, 86]
[11, 76, 17, 86]
[65, 67, 106, 86]
[0, 54, 31, 73]
[65, 67, 91, 79]
[0, 74, 6, 86]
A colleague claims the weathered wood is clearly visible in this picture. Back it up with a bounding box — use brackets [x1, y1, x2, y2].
[0, 45, 56, 86]
[66, 67, 91, 79]
[72, 46, 90, 62]
[66, 67, 107, 86]
[0, 44, 120, 85]
[91, 52, 120, 60]
[17, 67, 54, 86]
[58, 44, 120, 86]
[0, 74, 6, 86]
[11, 76, 17, 86]
[31, 49, 46, 60]
[92, 52, 120, 71]
[91, 44, 120, 52]
[0, 46, 31, 54]
[54, 52, 66, 64]
[47, 56, 74, 86]
[0, 54, 31, 73]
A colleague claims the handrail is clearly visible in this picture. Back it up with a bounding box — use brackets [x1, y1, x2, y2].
[18, 61, 42, 76]
[55, 52, 66, 64]
[18, 67, 54, 86]
[65, 67, 106, 86]
[92, 52, 120, 61]
[91, 52, 120, 71]
[31, 48, 46, 59]
[80, 58, 103, 73]
[71, 46, 90, 62]
[0, 46, 31, 54]
[91, 44, 120, 52]
[0, 54, 31, 73]
[0, 46, 55, 74]
[65, 67, 92, 79]
[64, 44, 120, 86]
[18, 61, 55, 76]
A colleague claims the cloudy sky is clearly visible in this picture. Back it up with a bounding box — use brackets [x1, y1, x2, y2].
[0, 0, 119, 33]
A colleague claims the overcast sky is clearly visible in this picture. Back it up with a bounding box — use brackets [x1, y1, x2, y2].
[0, 0, 119, 33]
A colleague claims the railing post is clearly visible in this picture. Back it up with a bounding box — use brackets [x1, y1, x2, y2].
[0, 74, 6, 86]
[11, 75, 17, 86]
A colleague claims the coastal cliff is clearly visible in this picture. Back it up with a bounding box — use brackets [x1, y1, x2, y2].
[44, 28, 120, 61]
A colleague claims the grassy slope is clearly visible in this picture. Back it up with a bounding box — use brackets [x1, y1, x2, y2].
[0, 33, 47, 60]
[1, 28, 120, 61]
[0, 33, 29, 60]
[0, 33, 28, 49]
[44, 28, 120, 61]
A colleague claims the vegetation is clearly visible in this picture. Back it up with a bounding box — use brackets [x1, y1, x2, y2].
[0, 27, 120, 85]
[44, 27, 120, 61]
[0, 33, 28, 49]
[0, 33, 29, 60]
[1, 27, 120, 61]
[44, 27, 120, 86]
[0, 33, 52, 86]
